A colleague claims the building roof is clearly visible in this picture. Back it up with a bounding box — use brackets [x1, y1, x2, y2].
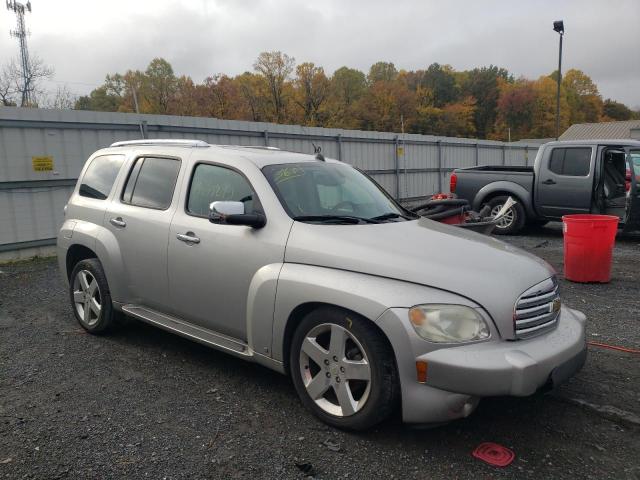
[542, 139, 640, 148]
[560, 120, 640, 140]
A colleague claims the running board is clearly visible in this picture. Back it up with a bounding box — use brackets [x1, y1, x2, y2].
[121, 304, 252, 357]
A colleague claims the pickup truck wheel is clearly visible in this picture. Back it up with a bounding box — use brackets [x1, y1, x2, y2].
[487, 196, 526, 235]
[290, 307, 399, 431]
[69, 259, 116, 334]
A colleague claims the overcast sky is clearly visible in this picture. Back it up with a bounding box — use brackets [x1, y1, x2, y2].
[1, 0, 639, 108]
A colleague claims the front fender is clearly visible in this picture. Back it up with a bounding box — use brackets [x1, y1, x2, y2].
[270, 263, 479, 363]
[474, 181, 535, 218]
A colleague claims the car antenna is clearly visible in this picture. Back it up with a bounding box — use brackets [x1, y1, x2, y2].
[312, 143, 325, 161]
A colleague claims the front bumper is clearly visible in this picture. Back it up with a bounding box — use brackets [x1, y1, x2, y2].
[376, 306, 587, 424]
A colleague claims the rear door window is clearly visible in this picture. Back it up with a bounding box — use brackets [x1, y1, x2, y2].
[122, 157, 181, 210]
[548, 148, 591, 176]
[79, 154, 125, 200]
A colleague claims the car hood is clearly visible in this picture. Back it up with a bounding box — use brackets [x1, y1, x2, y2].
[284, 217, 555, 338]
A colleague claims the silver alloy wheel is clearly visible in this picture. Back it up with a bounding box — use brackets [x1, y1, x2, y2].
[490, 203, 516, 229]
[72, 269, 102, 327]
[299, 323, 371, 417]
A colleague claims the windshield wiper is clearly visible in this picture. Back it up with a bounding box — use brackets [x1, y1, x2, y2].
[369, 212, 413, 221]
[292, 215, 381, 224]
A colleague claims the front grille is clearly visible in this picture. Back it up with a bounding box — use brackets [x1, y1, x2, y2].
[514, 277, 560, 339]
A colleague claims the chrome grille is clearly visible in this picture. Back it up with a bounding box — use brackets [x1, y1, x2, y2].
[514, 277, 560, 339]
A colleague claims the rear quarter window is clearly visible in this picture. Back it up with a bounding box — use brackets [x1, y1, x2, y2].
[79, 154, 125, 200]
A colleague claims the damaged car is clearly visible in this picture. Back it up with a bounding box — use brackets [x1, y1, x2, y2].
[58, 139, 587, 430]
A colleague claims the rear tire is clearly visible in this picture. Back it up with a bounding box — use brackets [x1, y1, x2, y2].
[69, 258, 117, 334]
[486, 195, 526, 235]
[290, 307, 399, 430]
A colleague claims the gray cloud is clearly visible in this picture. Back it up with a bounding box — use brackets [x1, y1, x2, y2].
[1, 0, 639, 107]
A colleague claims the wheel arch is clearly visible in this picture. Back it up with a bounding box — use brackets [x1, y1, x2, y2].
[281, 302, 393, 376]
[474, 182, 535, 219]
[66, 244, 98, 281]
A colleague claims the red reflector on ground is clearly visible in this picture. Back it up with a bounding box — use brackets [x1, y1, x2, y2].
[472, 442, 515, 467]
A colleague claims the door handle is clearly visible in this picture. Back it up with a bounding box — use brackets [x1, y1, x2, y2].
[176, 232, 200, 244]
[542, 179, 556, 185]
[109, 217, 126, 228]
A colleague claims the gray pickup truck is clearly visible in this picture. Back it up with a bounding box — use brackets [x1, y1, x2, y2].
[451, 140, 640, 234]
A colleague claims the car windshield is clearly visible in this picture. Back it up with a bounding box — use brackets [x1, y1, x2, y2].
[262, 162, 416, 224]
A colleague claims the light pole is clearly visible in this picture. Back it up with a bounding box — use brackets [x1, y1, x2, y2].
[553, 20, 564, 140]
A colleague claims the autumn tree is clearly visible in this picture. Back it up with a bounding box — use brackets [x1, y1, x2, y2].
[530, 75, 570, 138]
[253, 51, 295, 122]
[493, 79, 537, 140]
[293, 62, 330, 125]
[357, 78, 415, 132]
[235, 72, 269, 122]
[562, 69, 602, 124]
[65, 54, 637, 141]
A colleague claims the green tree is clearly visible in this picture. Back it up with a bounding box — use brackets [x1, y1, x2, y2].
[332, 67, 366, 105]
[602, 99, 634, 120]
[325, 67, 367, 128]
[144, 58, 178, 113]
[75, 73, 125, 111]
[367, 62, 398, 84]
[421, 63, 459, 107]
[462, 66, 511, 138]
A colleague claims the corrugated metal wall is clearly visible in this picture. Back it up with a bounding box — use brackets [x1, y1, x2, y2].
[0, 107, 541, 254]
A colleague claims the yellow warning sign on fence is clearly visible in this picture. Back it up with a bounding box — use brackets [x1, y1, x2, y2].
[32, 156, 54, 172]
[397, 147, 405, 156]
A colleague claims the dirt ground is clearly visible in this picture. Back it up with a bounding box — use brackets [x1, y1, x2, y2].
[1, 223, 639, 479]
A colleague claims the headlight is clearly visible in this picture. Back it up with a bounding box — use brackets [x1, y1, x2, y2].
[408, 304, 490, 343]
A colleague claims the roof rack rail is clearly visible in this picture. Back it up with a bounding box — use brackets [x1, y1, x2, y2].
[110, 139, 210, 148]
[219, 145, 280, 151]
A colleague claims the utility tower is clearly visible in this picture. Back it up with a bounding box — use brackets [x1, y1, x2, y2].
[6, 0, 33, 106]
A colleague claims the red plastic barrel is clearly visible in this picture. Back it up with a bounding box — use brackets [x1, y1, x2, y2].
[562, 214, 619, 283]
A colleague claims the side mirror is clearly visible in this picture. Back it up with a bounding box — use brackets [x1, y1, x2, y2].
[209, 201, 266, 229]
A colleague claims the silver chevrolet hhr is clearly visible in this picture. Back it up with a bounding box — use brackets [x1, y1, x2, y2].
[57, 139, 587, 430]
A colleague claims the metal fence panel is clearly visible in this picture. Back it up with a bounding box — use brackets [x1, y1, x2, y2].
[0, 107, 541, 254]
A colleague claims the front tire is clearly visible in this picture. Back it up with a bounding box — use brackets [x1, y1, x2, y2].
[486, 195, 526, 235]
[69, 258, 116, 334]
[290, 307, 399, 430]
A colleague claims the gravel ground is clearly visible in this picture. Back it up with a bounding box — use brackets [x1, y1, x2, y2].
[1, 224, 639, 479]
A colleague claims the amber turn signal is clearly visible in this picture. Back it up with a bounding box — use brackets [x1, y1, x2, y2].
[416, 361, 428, 383]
